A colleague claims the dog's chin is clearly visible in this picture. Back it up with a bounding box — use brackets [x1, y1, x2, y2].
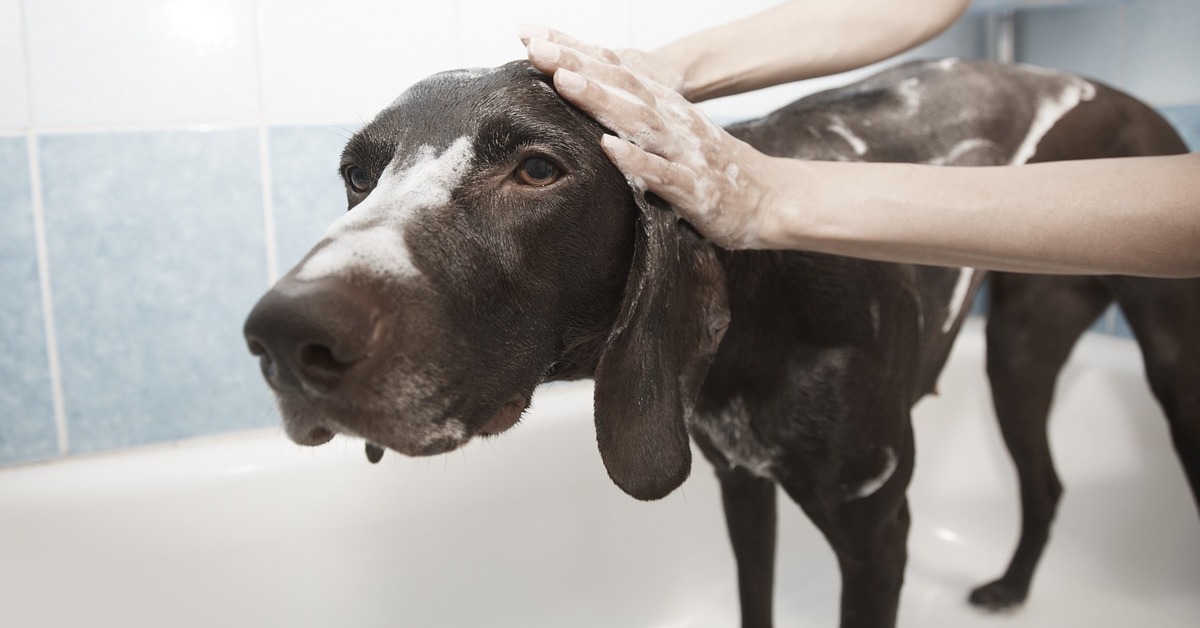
[275, 390, 533, 458]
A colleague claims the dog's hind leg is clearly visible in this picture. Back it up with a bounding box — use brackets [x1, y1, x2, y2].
[969, 273, 1112, 611]
[693, 434, 778, 628]
[1111, 277, 1200, 515]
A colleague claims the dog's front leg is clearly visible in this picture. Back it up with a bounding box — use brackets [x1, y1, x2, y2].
[720, 466, 778, 628]
[694, 433, 778, 628]
[781, 425, 914, 628]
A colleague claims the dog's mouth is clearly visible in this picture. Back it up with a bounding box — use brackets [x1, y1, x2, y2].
[479, 392, 532, 436]
[356, 392, 532, 464]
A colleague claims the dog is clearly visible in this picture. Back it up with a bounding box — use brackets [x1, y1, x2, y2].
[243, 58, 1198, 627]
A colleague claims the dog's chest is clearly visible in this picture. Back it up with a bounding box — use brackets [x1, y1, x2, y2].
[688, 396, 780, 479]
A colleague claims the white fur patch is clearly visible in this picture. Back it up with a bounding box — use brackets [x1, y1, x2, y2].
[937, 58, 960, 71]
[853, 447, 897, 499]
[827, 116, 869, 155]
[297, 136, 474, 281]
[927, 138, 995, 166]
[1011, 72, 1097, 165]
[418, 418, 467, 449]
[942, 268, 977, 333]
[690, 396, 778, 479]
[896, 77, 922, 116]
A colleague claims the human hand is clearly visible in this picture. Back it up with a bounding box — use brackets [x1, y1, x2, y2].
[517, 25, 685, 93]
[519, 26, 775, 249]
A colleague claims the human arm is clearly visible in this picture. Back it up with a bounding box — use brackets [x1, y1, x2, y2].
[648, 0, 970, 101]
[520, 0, 971, 101]
[524, 33, 1200, 278]
[755, 152, 1200, 278]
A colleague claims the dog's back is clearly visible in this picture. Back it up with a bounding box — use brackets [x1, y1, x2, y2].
[706, 57, 1189, 410]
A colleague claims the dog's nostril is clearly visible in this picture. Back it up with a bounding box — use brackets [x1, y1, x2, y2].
[244, 275, 382, 394]
[258, 355, 277, 379]
[298, 343, 359, 380]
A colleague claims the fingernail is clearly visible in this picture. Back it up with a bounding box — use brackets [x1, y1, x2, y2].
[555, 68, 587, 94]
[516, 24, 550, 45]
[527, 38, 561, 64]
[601, 134, 630, 157]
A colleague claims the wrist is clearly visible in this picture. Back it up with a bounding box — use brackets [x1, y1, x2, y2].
[743, 154, 806, 250]
[653, 36, 745, 103]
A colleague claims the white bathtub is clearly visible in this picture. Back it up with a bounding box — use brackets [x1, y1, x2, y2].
[2, 321, 1197, 628]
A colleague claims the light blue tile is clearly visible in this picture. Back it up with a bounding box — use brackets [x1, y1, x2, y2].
[1112, 308, 1135, 339]
[269, 125, 356, 273]
[1090, 303, 1119, 335]
[40, 130, 275, 454]
[917, 13, 989, 60]
[1126, 0, 1200, 104]
[1158, 105, 1200, 150]
[1015, 5, 1125, 87]
[0, 137, 57, 465]
[970, 278, 992, 317]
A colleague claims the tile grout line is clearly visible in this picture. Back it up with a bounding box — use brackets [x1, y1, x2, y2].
[252, 0, 278, 285]
[16, 0, 69, 456]
[0, 116, 367, 138]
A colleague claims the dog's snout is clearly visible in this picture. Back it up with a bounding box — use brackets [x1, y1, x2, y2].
[243, 276, 383, 395]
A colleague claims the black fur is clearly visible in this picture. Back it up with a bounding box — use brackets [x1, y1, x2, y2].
[245, 59, 1199, 627]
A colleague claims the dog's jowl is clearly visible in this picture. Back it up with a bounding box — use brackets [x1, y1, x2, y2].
[244, 59, 1199, 628]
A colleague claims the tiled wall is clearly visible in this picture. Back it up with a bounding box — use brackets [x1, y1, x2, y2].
[1, 0, 1196, 466]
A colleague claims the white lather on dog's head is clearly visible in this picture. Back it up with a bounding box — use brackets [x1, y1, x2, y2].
[244, 62, 730, 500]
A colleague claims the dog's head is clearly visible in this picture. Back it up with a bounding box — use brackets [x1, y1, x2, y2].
[244, 62, 728, 500]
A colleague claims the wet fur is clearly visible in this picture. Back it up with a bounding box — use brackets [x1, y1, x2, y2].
[249, 59, 1199, 628]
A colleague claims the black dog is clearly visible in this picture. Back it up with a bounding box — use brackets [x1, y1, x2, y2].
[244, 59, 1198, 627]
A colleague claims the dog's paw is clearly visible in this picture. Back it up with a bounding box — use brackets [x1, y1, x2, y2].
[968, 579, 1028, 612]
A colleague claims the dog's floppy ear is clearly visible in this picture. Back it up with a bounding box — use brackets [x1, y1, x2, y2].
[593, 189, 730, 501]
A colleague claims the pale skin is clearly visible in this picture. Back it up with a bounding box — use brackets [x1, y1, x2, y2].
[518, 1, 1200, 278]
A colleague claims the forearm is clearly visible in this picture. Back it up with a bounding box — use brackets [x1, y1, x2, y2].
[761, 152, 1200, 277]
[658, 0, 970, 101]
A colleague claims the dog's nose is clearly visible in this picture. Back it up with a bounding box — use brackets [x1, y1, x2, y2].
[243, 276, 382, 395]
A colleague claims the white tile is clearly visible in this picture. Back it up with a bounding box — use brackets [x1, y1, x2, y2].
[0, 0, 28, 129]
[24, 0, 258, 128]
[459, 0, 635, 68]
[630, 0, 779, 51]
[258, 0, 457, 123]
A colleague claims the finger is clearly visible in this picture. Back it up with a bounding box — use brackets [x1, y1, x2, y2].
[551, 69, 667, 147]
[527, 39, 658, 106]
[517, 24, 622, 65]
[601, 134, 698, 210]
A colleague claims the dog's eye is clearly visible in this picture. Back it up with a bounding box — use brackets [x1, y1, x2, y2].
[344, 165, 372, 193]
[515, 157, 561, 187]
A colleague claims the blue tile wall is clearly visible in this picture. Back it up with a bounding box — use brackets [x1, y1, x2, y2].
[39, 130, 275, 454]
[1015, 6, 1125, 87]
[0, 137, 57, 465]
[269, 125, 356, 273]
[1125, 0, 1200, 105]
[1158, 105, 1200, 150]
